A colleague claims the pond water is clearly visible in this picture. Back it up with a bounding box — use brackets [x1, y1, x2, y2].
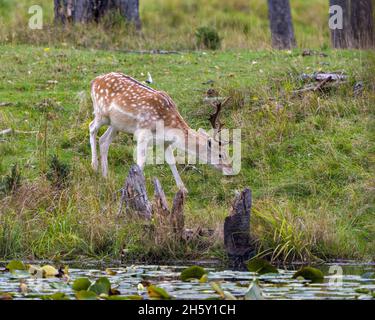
[0, 262, 374, 300]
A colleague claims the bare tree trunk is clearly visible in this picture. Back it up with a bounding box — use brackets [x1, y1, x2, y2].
[54, 0, 141, 28]
[267, 0, 296, 49]
[330, 0, 353, 48]
[117, 0, 142, 30]
[351, 0, 374, 48]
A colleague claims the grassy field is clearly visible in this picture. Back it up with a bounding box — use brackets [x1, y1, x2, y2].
[0, 44, 374, 263]
[0, 0, 374, 264]
[0, 0, 330, 50]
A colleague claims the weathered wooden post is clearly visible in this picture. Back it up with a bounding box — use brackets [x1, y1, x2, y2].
[224, 188, 255, 270]
[119, 164, 152, 219]
[170, 189, 185, 236]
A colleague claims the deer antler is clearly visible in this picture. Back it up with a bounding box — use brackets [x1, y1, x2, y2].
[208, 96, 231, 145]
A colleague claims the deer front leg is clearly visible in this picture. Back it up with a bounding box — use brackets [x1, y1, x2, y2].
[99, 126, 117, 178]
[165, 145, 187, 193]
[89, 119, 100, 171]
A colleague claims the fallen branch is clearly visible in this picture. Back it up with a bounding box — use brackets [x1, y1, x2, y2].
[0, 102, 14, 107]
[0, 128, 39, 135]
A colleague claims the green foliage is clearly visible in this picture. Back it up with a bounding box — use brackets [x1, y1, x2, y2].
[0, 45, 373, 262]
[88, 277, 111, 295]
[180, 266, 207, 281]
[293, 267, 324, 283]
[72, 278, 92, 291]
[147, 285, 172, 300]
[75, 290, 97, 300]
[246, 258, 278, 275]
[6, 260, 26, 272]
[195, 26, 221, 50]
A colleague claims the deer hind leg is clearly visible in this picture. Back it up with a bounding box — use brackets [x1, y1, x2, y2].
[99, 126, 117, 178]
[135, 130, 152, 170]
[165, 145, 187, 193]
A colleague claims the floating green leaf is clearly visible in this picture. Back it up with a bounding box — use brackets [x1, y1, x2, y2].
[42, 292, 70, 300]
[210, 282, 225, 299]
[355, 288, 370, 294]
[89, 277, 111, 295]
[72, 277, 91, 291]
[180, 266, 207, 281]
[245, 281, 264, 300]
[147, 285, 171, 300]
[199, 274, 208, 283]
[106, 295, 143, 300]
[6, 260, 26, 273]
[75, 290, 97, 300]
[246, 258, 278, 275]
[293, 267, 324, 283]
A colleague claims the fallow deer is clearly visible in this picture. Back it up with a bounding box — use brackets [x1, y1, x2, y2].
[89, 72, 233, 191]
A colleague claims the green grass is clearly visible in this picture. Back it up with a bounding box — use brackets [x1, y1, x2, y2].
[0, 0, 331, 50]
[0, 44, 374, 262]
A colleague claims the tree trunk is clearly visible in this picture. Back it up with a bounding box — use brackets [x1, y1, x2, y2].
[54, 0, 141, 28]
[351, 0, 374, 48]
[170, 189, 185, 236]
[330, 0, 353, 48]
[117, 0, 142, 30]
[119, 164, 152, 219]
[224, 188, 255, 270]
[267, 0, 296, 49]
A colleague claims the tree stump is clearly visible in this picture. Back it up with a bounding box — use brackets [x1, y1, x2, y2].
[224, 188, 255, 270]
[170, 189, 185, 236]
[152, 178, 171, 222]
[119, 164, 152, 219]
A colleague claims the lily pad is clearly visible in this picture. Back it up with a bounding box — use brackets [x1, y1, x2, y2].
[75, 290, 97, 300]
[180, 266, 207, 281]
[6, 260, 26, 272]
[355, 288, 370, 294]
[72, 277, 92, 291]
[246, 258, 278, 275]
[28, 265, 44, 278]
[293, 267, 324, 283]
[41, 265, 59, 277]
[89, 277, 111, 295]
[147, 285, 171, 300]
[42, 292, 70, 300]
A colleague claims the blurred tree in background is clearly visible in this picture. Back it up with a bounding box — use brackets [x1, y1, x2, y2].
[267, 0, 296, 49]
[54, 0, 141, 29]
[330, 0, 374, 48]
